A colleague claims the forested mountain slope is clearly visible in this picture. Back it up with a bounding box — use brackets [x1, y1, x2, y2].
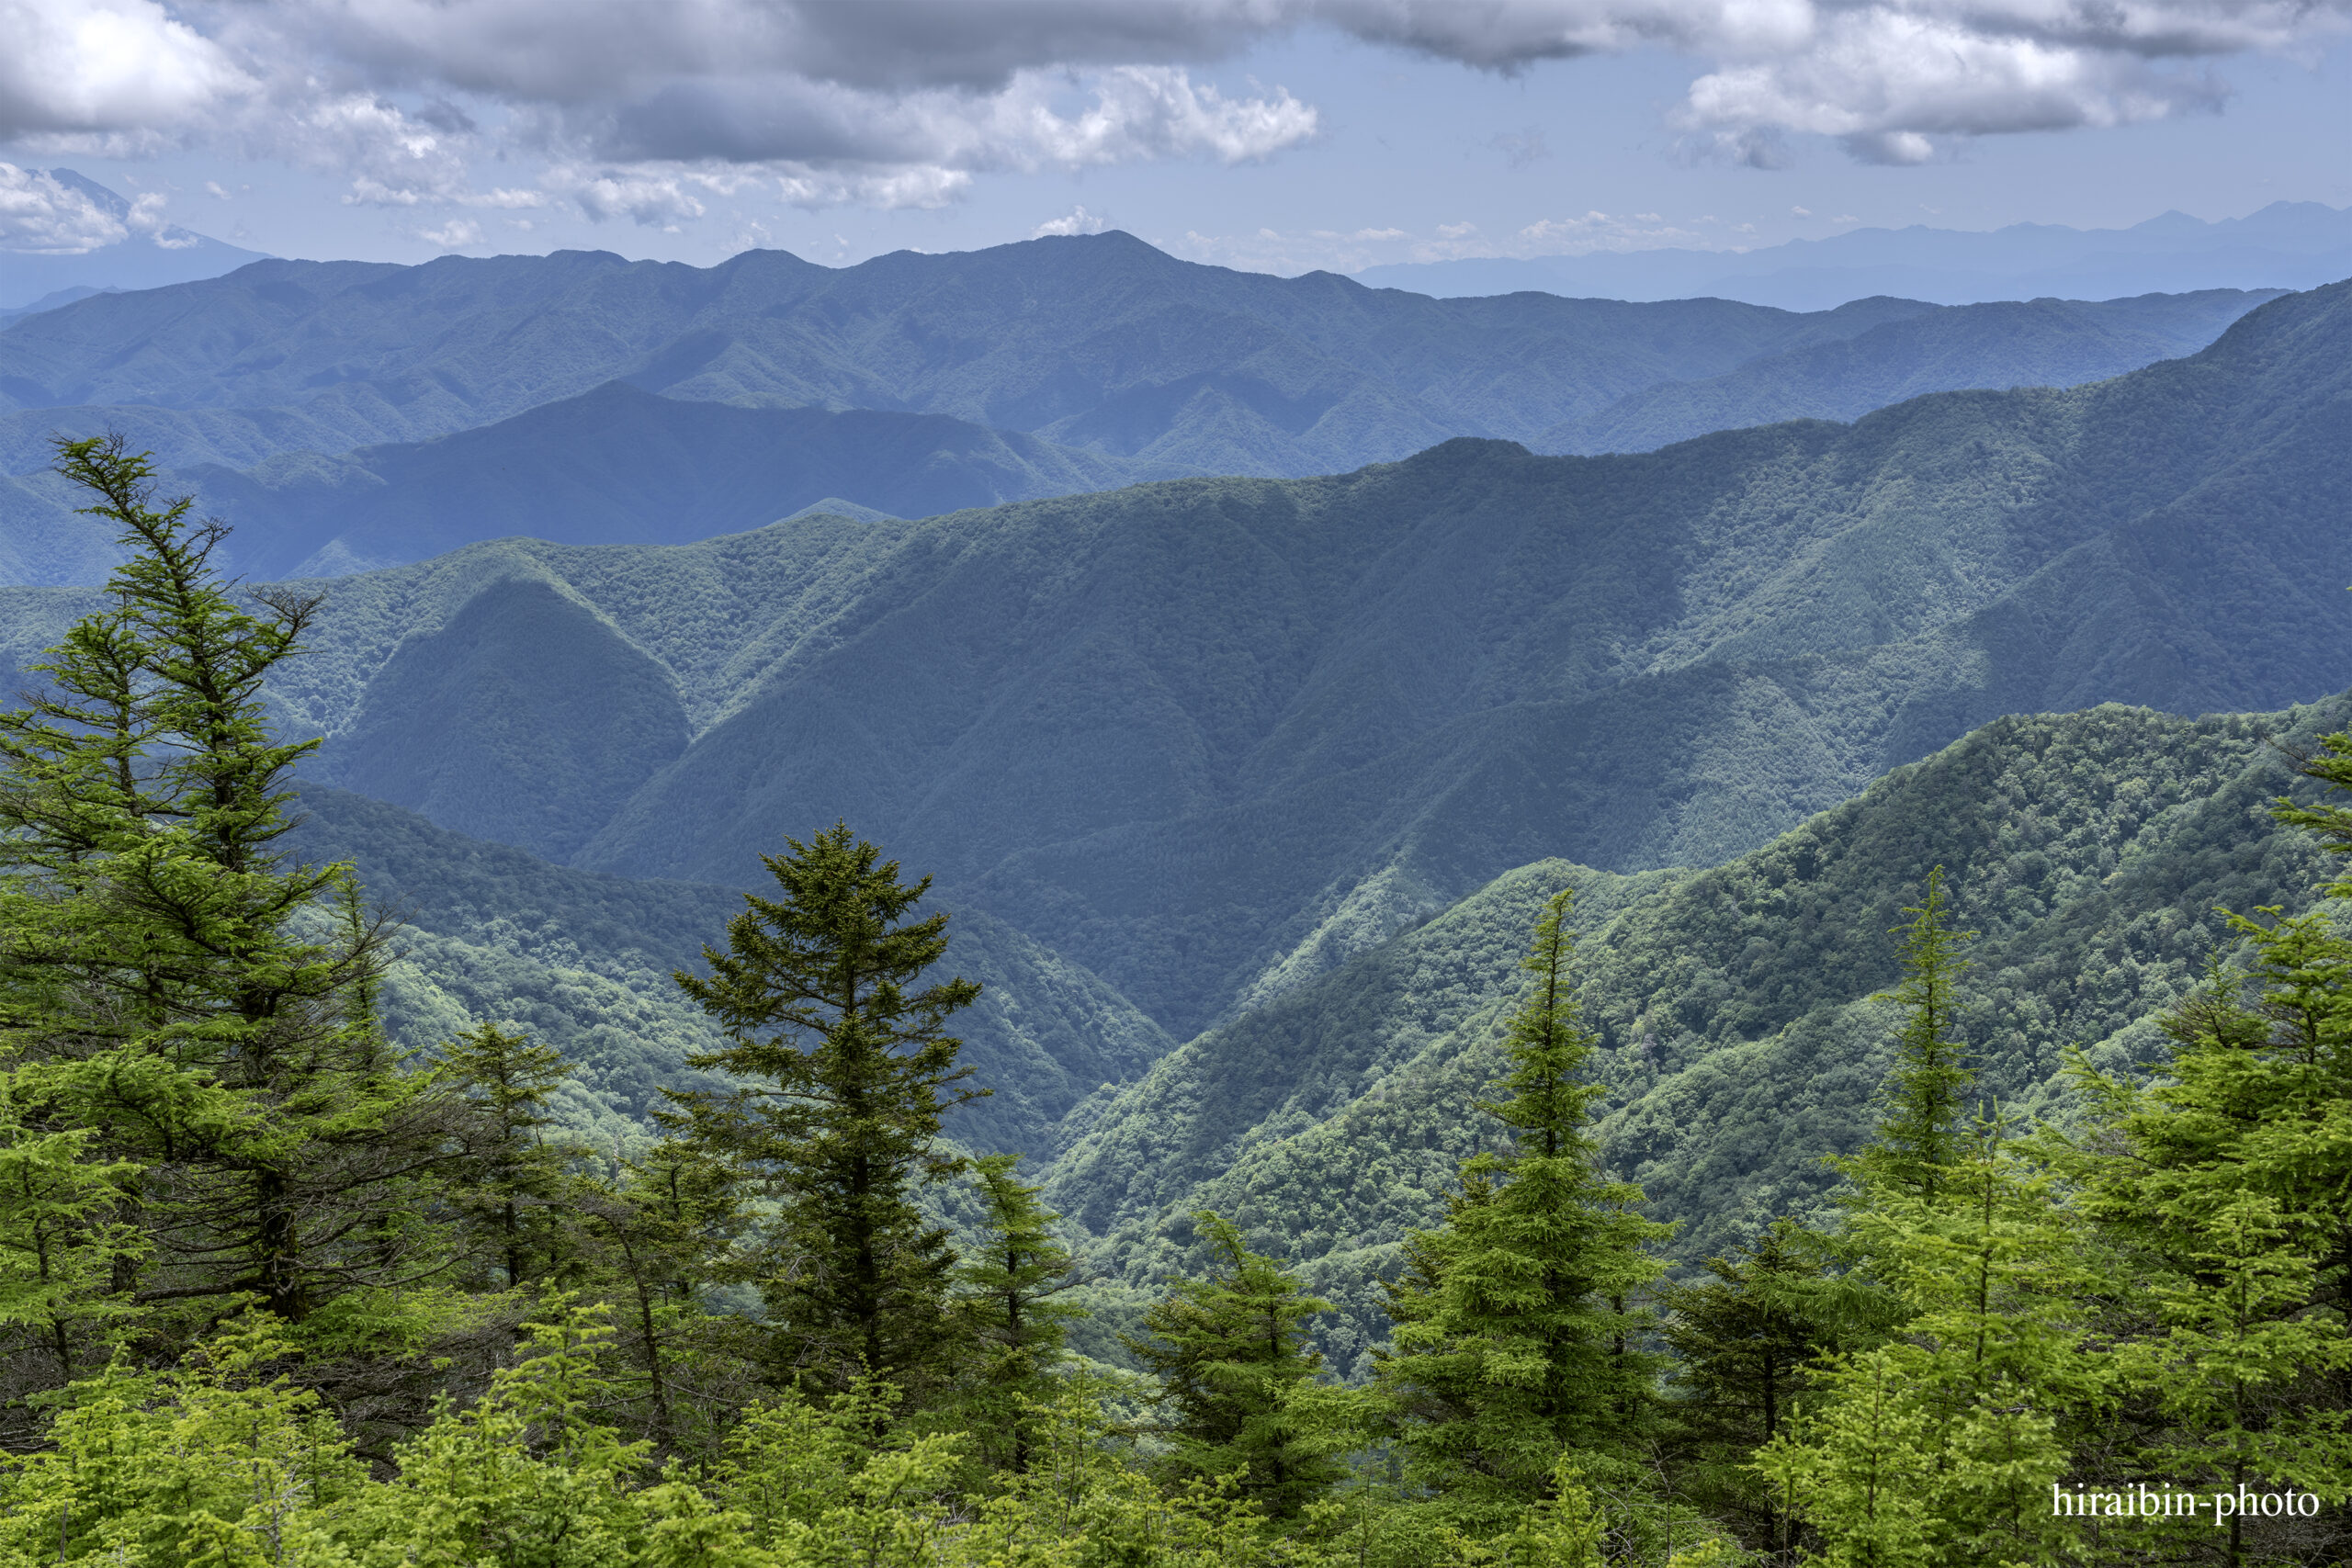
[1057, 694, 2346, 1368]
[1, 282, 2341, 1046]
[283, 788, 1170, 1156]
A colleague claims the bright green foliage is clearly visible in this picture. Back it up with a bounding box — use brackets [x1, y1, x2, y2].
[1851, 869, 1976, 1207]
[662, 822, 982, 1398]
[0, 1081, 145, 1383]
[1126, 1211, 1343, 1518]
[1762, 1122, 2103, 1567]
[0, 437, 456, 1340]
[1380, 889, 1668, 1504]
[443, 1021, 580, 1289]
[951, 1152, 1084, 1472]
[0, 1313, 368, 1567]
[2060, 905, 2352, 1562]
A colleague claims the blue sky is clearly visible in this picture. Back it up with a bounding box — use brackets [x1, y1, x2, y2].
[4, 2, 2348, 275]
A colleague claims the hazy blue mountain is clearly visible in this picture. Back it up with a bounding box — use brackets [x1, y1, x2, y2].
[1541, 288, 2282, 454]
[1356, 200, 2352, 310]
[2, 383, 1174, 583]
[0, 170, 267, 309]
[3, 282, 2341, 1048]
[0, 236, 2263, 499]
[0, 286, 117, 322]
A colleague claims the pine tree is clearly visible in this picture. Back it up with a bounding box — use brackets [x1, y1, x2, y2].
[1853, 867, 1975, 1206]
[0, 435, 458, 1336]
[1377, 886, 1669, 1506]
[659, 822, 982, 1400]
[952, 1153, 1083, 1473]
[443, 1021, 580, 1290]
[1125, 1210, 1341, 1518]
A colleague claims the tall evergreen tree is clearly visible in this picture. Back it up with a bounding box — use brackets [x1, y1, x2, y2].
[1125, 1210, 1341, 1518]
[442, 1022, 579, 1290]
[1852, 867, 1975, 1206]
[1378, 886, 1668, 1506]
[659, 822, 982, 1400]
[1659, 1222, 1841, 1555]
[953, 1153, 1083, 1473]
[0, 435, 458, 1336]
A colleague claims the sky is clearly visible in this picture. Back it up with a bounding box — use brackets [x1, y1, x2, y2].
[2, 0, 2348, 276]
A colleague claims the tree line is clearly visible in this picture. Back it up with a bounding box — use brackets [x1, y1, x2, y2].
[0, 438, 2343, 1565]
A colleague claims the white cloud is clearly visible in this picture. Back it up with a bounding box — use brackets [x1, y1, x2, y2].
[0, 0, 2340, 227]
[0, 0, 254, 141]
[1034, 203, 1107, 237]
[417, 216, 482, 247]
[0, 160, 194, 252]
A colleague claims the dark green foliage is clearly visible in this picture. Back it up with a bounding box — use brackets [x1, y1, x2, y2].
[951, 1153, 1084, 1473]
[1125, 1210, 1342, 1518]
[440, 1021, 578, 1289]
[1658, 1224, 1848, 1553]
[662, 824, 983, 1397]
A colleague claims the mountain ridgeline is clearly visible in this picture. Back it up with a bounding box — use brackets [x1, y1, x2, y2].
[0, 231, 2287, 585]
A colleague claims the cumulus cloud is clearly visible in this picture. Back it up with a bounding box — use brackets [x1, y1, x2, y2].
[0, 0, 2342, 227]
[1034, 203, 1108, 237]
[0, 160, 195, 252]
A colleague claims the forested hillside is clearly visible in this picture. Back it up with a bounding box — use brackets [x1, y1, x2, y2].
[3, 277, 2333, 1052]
[1, 380, 2347, 1563]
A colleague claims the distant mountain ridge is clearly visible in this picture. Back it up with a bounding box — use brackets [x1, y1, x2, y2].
[0, 169, 268, 309]
[1356, 200, 2352, 310]
[0, 235, 2283, 585]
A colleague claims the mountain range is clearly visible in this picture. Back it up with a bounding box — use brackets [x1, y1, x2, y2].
[1359, 200, 2352, 310]
[0, 231, 2290, 584]
[3, 277, 2343, 1053]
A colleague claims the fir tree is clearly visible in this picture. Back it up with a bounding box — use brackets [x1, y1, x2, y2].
[442, 1021, 579, 1290]
[1854, 867, 1975, 1206]
[0, 435, 458, 1336]
[1125, 1210, 1340, 1518]
[953, 1153, 1083, 1473]
[1659, 1222, 1839, 1554]
[1378, 886, 1669, 1506]
[659, 822, 982, 1400]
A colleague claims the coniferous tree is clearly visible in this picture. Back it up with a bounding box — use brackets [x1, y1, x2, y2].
[0, 435, 459, 1337]
[1378, 886, 1668, 1506]
[952, 1153, 1083, 1473]
[659, 822, 982, 1401]
[1660, 1222, 1842, 1554]
[443, 1021, 579, 1290]
[1853, 867, 1975, 1207]
[1125, 1210, 1341, 1518]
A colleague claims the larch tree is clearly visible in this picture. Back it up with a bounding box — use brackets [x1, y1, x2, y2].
[953, 1152, 1085, 1473]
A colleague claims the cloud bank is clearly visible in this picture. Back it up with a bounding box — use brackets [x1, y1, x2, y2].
[0, 0, 2342, 234]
